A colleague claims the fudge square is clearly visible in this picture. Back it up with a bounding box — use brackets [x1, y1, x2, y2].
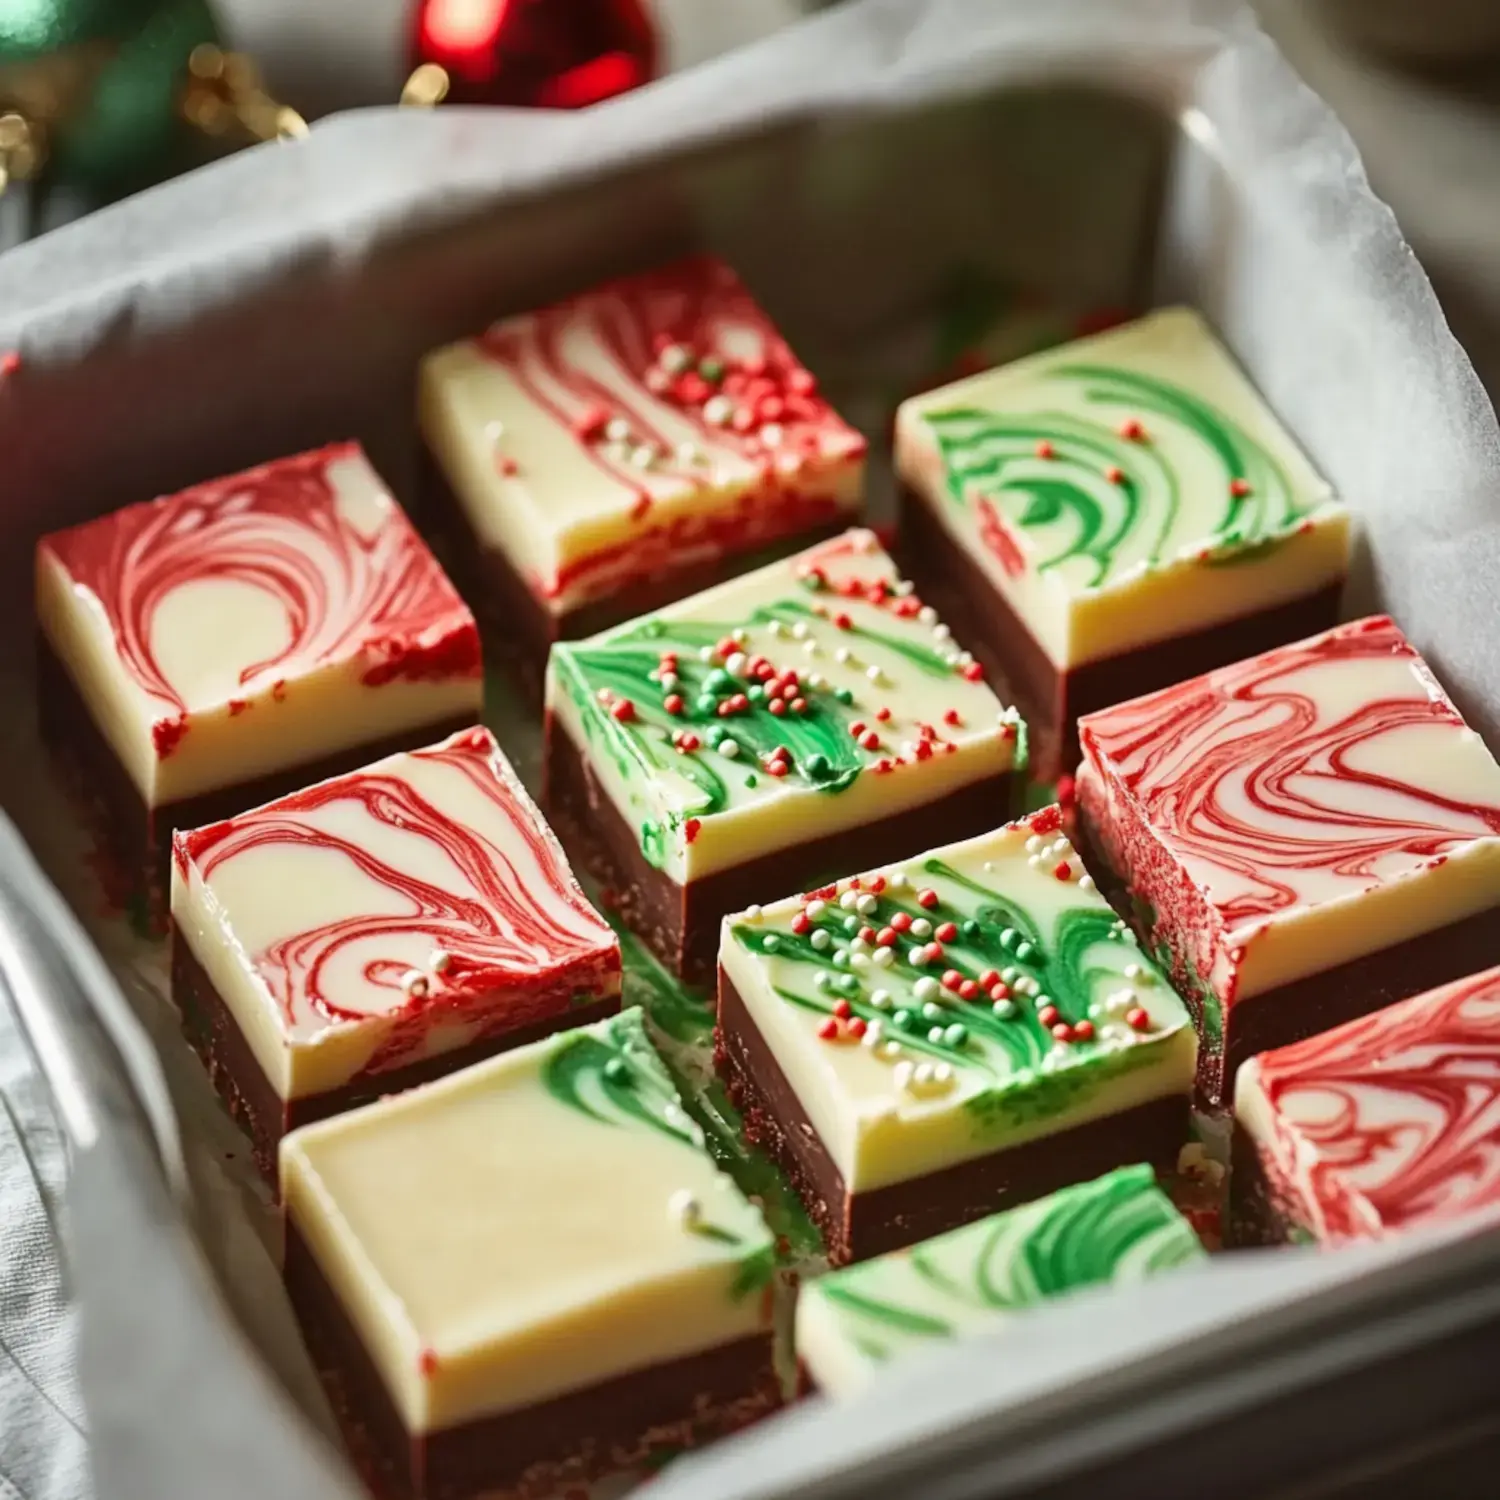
[171, 726, 620, 1179]
[1078, 615, 1500, 1108]
[544, 527, 1025, 984]
[1231, 965, 1500, 1248]
[281, 1007, 779, 1500]
[798, 1164, 1204, 1398]
[895, 306, 1349, 776]
[419, 253, 867, 686]
[36, 442, 482, 913]
[716, 807, 1196, 1265]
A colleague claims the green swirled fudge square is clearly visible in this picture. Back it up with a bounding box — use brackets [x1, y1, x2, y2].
[281, 1007, 778, 1500]
[543, 528, 1025, 983]
[797, 1163, 1204, 1397]
[895, 307, 1349, 775]
[715, 806, 1196, 1264]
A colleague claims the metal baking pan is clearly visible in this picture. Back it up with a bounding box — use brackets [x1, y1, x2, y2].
[4, 1, 1500, 1496]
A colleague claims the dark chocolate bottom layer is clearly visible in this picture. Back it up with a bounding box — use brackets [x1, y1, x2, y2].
[898, 483, 1343, 780]
[418, 449, 847, 705]
[172, 930, 618, 1184]
[38, 635, 477, 928]
[543, 717, 1016, 986]
[716, 971, 1190, 1265]
[285, 1221, 780, 1500]
[1227, 1122, 1309, 1248]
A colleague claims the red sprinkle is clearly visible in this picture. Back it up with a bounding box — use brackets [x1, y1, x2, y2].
[788, 368, 817, 396]
[917, 889, 939, 909]
[979, 969, 1001, 989]
[1056, 773, 1077, 807]
[769, 699, 787, 717]
[1230, 477, 1252, 497]
[962, 662, 984, 682]
[875, 706, 892, 722]
[1119, 418, 1144, 440]
[1126, 1007, 1151, 1031]
[891, 912, 912, 933]
[914, 740, 934, 762]
[610, 699, 636, 723]
[876, 927, 897, 947]
[664, 694, 684, 715]
[765, 757, 788, 774]
[926, 942, 944, 963]
[792, 913, 811, 935]
[943, 709, 963, 727]
[942, 969, 963, 992]
[833, 611, 853, 630]
[1105, 465, 1125, 484]
[988, 983, 1010, 1003]
[935, 922, 958, 942]
[1037, 1005, 1060, 1027]
[1073, 1019, 1095, 1041]
[419, 1349, 439, 1375]
[1035, 439, 1055, 459]
[833, 999, 852, 1020]
[1051, 1022, 1073, 1042]
[858, 926, 877, 944]
[572, 405, 610, 440]
[677, 732, 701, 752]
[868, 875, 886, 893]
[1054, 862, 1072, 881]
[850, 721, 867, 737]
[818, 1018, 839, 1040]
[848, 1017, 868, 1039]
[684, 818, 701, 844]
[0, 351, 20, 378]
[859, 731, 880, 751]
[958, 980, 978, 1001]
[790, 697, 807, 713]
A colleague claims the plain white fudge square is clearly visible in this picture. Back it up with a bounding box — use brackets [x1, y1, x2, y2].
[418, 254, 867, 618]
[36, 442, 482, 807]
[280, 1007, 776, 1436]
[895, 306, 1349, 670]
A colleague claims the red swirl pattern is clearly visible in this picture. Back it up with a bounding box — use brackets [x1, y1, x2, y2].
[475, 254, 865, 598]
[175, 727, 618, 1073]
[42, 443, 481, 755]
[1080, 615, 1500, 940]
[1251, 965, 1500, 1240]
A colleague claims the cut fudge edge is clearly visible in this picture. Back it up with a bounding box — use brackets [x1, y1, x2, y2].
[170, 927, 620, 1186]
[283, 1217, 779, 1500]
[36, 632, 480, 925]
[542, 711, 1017, 985]
[896, 478, 1344, 779]
[714, 968, 1190, 1265]
[416, 446, 853, 704]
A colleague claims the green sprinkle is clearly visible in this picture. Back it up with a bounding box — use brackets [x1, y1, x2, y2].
[893, 1008, 916, 1032]
[843, 915, 859, 934]
[806, 753, 831, 777]
[832, 951, 848, 969]
[699, 356, 724, 382]
[695, 694, 717, 715]
[1015, 940, 1036, 963]
[1000, 928, 1019, 951]
[801, 572, 825, 593]
[839, 974, 860, 995]
[814, 972, 833, 992]
[921, 1001, 945, 1022]
[927, 1026, 945, 1044]
[992, 998, 1016, 1020]
[961, 919, 980, 939]
[1002, 966, 1021, 984]
[835, 687, 855, 705]
[748, 685, 765, 703]
[744, 773, 758, 788]
[706, 668, 732, 693]
[763, 935, 780, 953]
[603, 1058, 630, 1084]
[943, 1023, 968, 1048]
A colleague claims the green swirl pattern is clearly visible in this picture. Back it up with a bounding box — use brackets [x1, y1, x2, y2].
[923, 364, 1312, 586]
[804, 1164, 1204, 1367]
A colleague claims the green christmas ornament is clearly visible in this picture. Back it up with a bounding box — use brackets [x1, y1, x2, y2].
[0, 0, 304, 199]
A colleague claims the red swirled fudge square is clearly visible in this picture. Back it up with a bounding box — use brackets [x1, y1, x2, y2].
[1078, 615, 1500, 1105]
[36, 443, 483, 916]
[1231, 964, 1500, 1246]
[170, 725, 620, 1178]
[418, 254, 867, 691]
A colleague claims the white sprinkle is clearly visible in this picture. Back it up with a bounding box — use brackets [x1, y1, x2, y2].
[913, 976, 940, 1003]
[889, 871, 910, 890]
[429, 949, 452, 975]
[402, 970, 428, 999]
[1027, 855, 1043, 868]
[856, 894, 878, 916]
[914, 1062, 934, 1086]
[808, 672, 829, 690]
[908, 946, 926, 967]
[703, 395, 734, 425]
[791, 622, 809, 640]
[849, 936, 869, 956]
[934, 1063, 953, 1084]
[853, 531, 878, 554]
[629, 444, 658, 470]
[811, 929, 831, 951]
[927, 1026, 945, 1044]
[851, 953, 870, 972]
[893, 1061, 914, 1092]
[645, 368, 671, 393]
[1089, 1002, 1105, 1019]
[660, 343, 692, 374]
[763, 935, 780, 953]
[1106, 988, 1135, 1014]
[872, 947, 894, 968]
[840, 890, 860, 911]
[603, 440, 630, 463]
[918, 606, 937, 625]
[760, 422, 784, 447]
[660, 672, 679, 691]
[484, 420, 506, 444]
[1126, 963, 1155, 985]
[982, 861, 995, 873]
[835, 647, 853, 665]
[814, 972, 833, 992]
[880, 1040, 903, 1061]
[807, 900, 827, 919]
[862, 1020, 883, 1047]
[866, 665, 885, 684]
[1025, 835, 1043, 854]
[803, 640, 821, 656]
[870, 989, 893, 1010]
[725, 651, 748, 677]
[675, 439, 701, 466]
[743, 904, 763, 923]
[901, 741, 918, 759]
[719, 739, 741, 759]
[910, 917, 932, 939]
[957, 650, 974, 666]
[768, 620, 786, 638]
[605, 417, 631, 443]
[733, 628, 749, 645]
[1079, 874, 1096, 892]
[698, 645, 715, 662]
[832, 950, 848, 969]
[932, 623, 951, 641]
[669, 1189, 702, 1228]
[894, 580, 915, 596]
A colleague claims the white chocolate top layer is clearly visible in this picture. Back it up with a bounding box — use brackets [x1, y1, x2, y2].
[796, 1164, 1204, 1398]
[1078, 616, 1500, 1008]
[419, 255, 866, 616]
[896, 307, 1348, 669]
[37, 443, 482, 806]
[546, 529, 1023, 885]
[281, 1008, 774, 1434]
[719, 809, 1195, 1194]
[1236, 964, 1500, 1242]
[172, 726, 619, 1101]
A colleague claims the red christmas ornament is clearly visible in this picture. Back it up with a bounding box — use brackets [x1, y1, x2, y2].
[411, 0, 659, 108]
